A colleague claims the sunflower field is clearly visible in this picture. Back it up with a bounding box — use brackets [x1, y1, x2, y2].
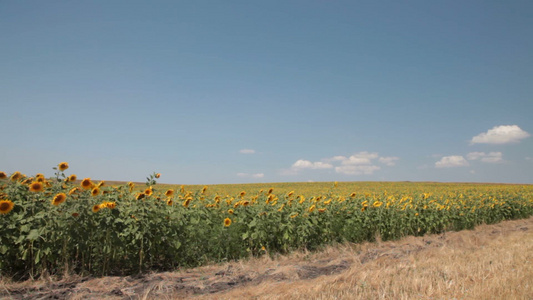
[1, 163, 532, 279]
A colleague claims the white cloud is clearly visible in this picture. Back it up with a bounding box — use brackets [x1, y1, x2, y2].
[466, 152, 502, 163]
[239, 149, 256, 154]
[291, 159, 333, 170]
[435, 156, 470, 168]
[285, 151, 397, 176]
[237, 172, 264, 178]
[379, 156, 400, 166]
[470, 125, 530, 144]
[335, 165, 380, 175]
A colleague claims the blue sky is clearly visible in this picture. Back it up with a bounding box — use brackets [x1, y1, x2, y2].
[1, 1, 532, 184]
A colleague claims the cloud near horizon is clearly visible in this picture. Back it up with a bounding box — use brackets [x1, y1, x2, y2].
[239, 149, 256, 154]
[285, 151, 398, 176]
[466, 152, 503, 163]
[435, 156, 469, 168]
[470, 125, 530, 144]
[237, 172, 264, 178]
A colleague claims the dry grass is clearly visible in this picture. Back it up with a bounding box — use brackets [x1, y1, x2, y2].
[2, 217, 532, 300]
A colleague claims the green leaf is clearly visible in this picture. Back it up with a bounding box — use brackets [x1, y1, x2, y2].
[27, 229, 40, 241]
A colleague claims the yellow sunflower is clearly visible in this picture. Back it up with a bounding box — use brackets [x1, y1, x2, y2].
[224, 217, 232, 227]
[183, 197, 192, 208]
[373, 201, 383, 208]
[52, 193, 67, 206]
[0, 172, 7, 179]
[136, 193, 145, 200]
[10, 171, 22, 181]
[155, 173, 161, 178]
[81, 178, 93, 190]
[58, 162, 69, 171]
[144, 187, 153, 196]
[29, 182, 44, 193]
[91, 187, 100, 197]
[228, 209, 234, 214]
[201, 186, 208, 194]
[68, 187, 79, 195]
[165, 189, 174, 197]
[0, 200, 15, 214]
[68, 174, 77, 182]
[105, 202, 116, 209]
[308, 204, 316, 213]
[92, 204, 101, 213]
[166, 199, 173, 206]
[97, 181, 105, 188]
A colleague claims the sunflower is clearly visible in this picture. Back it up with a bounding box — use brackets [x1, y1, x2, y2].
[91, 187, 100, 197]
[227, 209, 234, 214]
[68, 187, 79, 195]
[287, 191, 294, 197]
[67, 174, 77, 182]
[105, 202, 116, 209]
[128, 182, 135, 192]
[58, 162, 69, 171]
[166, 199, 173, 206]
[267, 188, 274, 195]
[318, 208, 327, 213]
[144, 187, 153, 196]
[201, 186, 207, 194]
[29, 182, 44, 193]
[239, 191, 246, 198]
[350, 192, 357, 197]
[97, 181, 105, 188]
[52, 193, 67, 206]
[92, 204, 101, 213]
[372, 201, 383, 208]
[308, 204, 316, 213]
[0, 172, 7, 179]
[81, 178, 93, 190]
[136, 193, 145, 200]
[224, 217, 232, 227]
[165, 189, 174, 197]
[10, 171, 22, 181]
[242, 201, 250, 207]
[0, 200, 14, 214]
[183, 197, 192, 208]
[155, 173, 161, 178]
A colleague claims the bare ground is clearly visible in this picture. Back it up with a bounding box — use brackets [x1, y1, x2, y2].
[2, 217, 532, 300]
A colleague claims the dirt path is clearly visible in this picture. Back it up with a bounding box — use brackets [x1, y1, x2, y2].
[2, 217, 532, 299]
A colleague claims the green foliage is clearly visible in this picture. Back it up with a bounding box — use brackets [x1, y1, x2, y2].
[1, 166, 532, 280]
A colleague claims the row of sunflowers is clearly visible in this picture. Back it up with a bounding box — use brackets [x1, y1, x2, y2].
[1, 163, 532, 279]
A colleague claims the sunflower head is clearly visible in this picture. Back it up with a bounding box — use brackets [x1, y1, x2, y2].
[136, 193, 145, 200]
[183, 197, 192, 208]
[91, 187, 100, 197]
[10, 171, 22, 181]
[166, 199, 173, 206]
[144, 187, 153, 196]
[81, 178, 93, 190]
[105, 202, 116, 209]
[165, 189, 174, 197]
[201, 186, 208, 194]
[155, 173, 161, 179]
[0, 172, 7, 179]
[68, 187, 79, 195]
[97, 181, 105, 188]
[58, 162, 69, 171]
[29, 182, 44, 193]
[0, 200, 15, 214]
[228, 209, 234, 214]
[224, 217, 232, 227]
[52, 193, 67, 206]
[68, 174, 77, 182]
[92, 204, 101, 213]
